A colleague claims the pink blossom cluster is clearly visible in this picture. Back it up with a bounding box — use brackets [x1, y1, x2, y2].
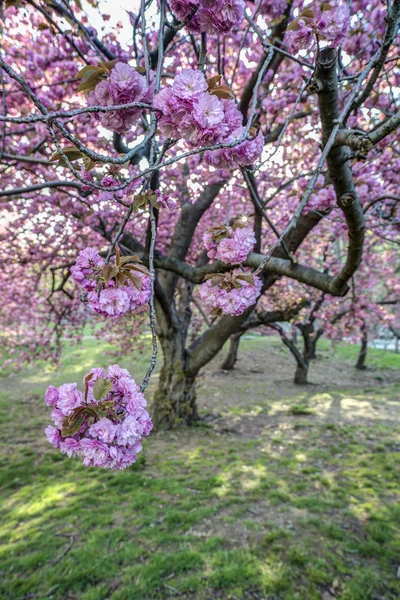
[88, 62, 154, 134]
[71, 247, 151, 318]
[45, 365, 152, 469]
[204, 126, 264, 168]
[286, 1, 350, 53]
[154, 69, 263, 166]
[169, 0, 245, 34]
[258, 0, 288, 19]
[203, 223, 256, 263]
[199, 269, 262, 316]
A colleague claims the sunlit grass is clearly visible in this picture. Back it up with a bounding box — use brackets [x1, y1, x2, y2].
[0, 337, 399, 599]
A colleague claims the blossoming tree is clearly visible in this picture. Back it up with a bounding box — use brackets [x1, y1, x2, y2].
[1, 0, 400, 451]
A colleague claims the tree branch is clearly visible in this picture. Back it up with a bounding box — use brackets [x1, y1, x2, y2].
[0, 180, 84, 197]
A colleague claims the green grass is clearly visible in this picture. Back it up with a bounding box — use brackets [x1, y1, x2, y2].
[240, 334, 400, 370]
[1, 338, 400, 599]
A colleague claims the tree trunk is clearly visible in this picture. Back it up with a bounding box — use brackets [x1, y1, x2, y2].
[152, 330, 199, 429]
[294, 359, 309, 384]
[221, 333, 241, 370]
[299, 323, 317, 360]
[355, 328, 368, 370]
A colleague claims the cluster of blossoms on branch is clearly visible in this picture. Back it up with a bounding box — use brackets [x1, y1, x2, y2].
[87, 61, 154, 134]
[203, 221, 256, 264]
[168, 0, 245, 34]
[154, 69, 263, 166]
[71, 247, 151, 318]
[200, 269, 262, 317]
[45, 366, 152, 469]
[286, 1, 350, 52]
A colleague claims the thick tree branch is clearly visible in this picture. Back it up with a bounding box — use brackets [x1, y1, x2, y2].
[315, 48, 365, 295]
[0, 180, 84, 197]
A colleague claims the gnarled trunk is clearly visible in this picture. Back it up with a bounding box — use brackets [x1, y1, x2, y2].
[355, 327, 368, 370]
[152, 330, 199, 429]
[299, 323, 322, 360]
[221, 332, 241, 370]
[294, 360, 309, 385]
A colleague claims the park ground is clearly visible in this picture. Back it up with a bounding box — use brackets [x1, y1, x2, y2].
[1, 336, 400, 600]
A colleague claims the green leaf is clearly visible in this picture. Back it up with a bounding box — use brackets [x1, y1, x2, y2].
[61, 406, 87, 437]
[133, 193, 148, 211]
[75, 65, 106, 81]
[102, 264, 118, 286]
[125, 272, 143, 291]
[125, 262, 150, 276]
[209, 86, 234, 100]
[287, 18, 300, 31]
[83, 155, 97, 171]
[93, 377, 113, 401]
[299, 8, 315, 18]
[49, 146, 85, 167]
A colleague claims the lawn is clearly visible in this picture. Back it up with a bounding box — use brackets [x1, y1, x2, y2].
[1, 337, 400, 599]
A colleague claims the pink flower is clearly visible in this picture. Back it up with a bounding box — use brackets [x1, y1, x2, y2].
[221, 99, 243, 135]
[110, 445, 138, 470]
[45, 385, 59, 406]
[203, 231, 218, 259]
[96, 288, 131, 318]
[110, 62, 146, 98]
[125, 274, 152, 311]
[80, 438, 110, 467]
[57, 383, 83, 416]
[204, 224, 256, 264]
[45, 425, 61, 448]
[193, 94, 225, 128]
[70, 248, 104, 291]
[199, 269, 262, 316]
[107, 364, 131, 381]
[196, 0, 245, 34]
[173, 68, 208, 99]
[44, 366, 153, 470]
[259, 0, 287, 18]
[169, 0, 199, 21]
[136, 409, 153, 436]
[117, 415, 142, 445]
[286, 19, 314, 53]
[113, 374, 139, 401]
[126, 391, 148, 415]
[88, 417, 117, 443]
[205, 128, 263, 168]
[60, 438, 81, 457]
[88, 62, 153, 134]
[51, 408, 64, 429]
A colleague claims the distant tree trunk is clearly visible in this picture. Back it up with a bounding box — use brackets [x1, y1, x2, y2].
[355, 325, 368, 370]
[268, 323, 309, 385]
[221, 332, 241, 370]
[298, 323, 324, 360]
[390, 326, 400, 354]
[294, 359, 309, 385]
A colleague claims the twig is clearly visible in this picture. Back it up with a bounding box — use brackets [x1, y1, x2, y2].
[50, 534, 75, 566]
[164, 583, 182, 596]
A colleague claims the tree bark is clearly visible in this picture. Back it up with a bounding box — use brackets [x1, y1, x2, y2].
[267, 323, 309, 385]
[355, 326, 368, 370]
[221, 333, 242, 370]
[294, 360, 309, 385]
[152, 327, 199, 429]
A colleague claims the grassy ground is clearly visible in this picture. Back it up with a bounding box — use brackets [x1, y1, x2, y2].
[1, 337, 400, 600]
